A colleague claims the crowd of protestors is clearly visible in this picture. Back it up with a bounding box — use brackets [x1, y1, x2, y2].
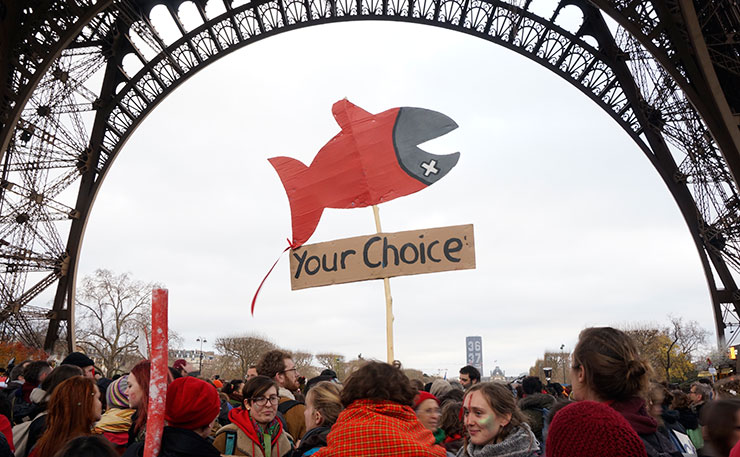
[2, 327, 740, 456]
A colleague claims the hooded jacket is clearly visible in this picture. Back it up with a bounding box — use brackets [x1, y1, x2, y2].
[213, 407, 292, 457]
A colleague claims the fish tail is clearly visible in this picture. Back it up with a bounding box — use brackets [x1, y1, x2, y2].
[268, 156, 325, 248]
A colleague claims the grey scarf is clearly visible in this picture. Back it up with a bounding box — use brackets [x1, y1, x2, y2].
[457, 423, 538, 457]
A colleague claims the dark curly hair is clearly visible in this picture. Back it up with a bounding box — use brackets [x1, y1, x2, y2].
[256, 350, 292, 379]
[340, 361, 416, 407]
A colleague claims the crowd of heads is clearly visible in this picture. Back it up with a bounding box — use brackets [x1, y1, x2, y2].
[3, 328, 740, 457]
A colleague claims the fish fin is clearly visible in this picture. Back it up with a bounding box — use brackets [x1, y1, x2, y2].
[268, 156, 325, 248]
[332, 99, 373, 130]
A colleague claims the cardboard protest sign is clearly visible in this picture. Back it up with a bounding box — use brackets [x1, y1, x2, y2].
[290, 224, 475, 290]
[269, 99, 460, 249]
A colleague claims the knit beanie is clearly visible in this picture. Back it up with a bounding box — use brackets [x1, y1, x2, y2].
[165, 376, 220, 430]
[61, 352, 94, 369]
[414, 391, 440, 410]
[106, 375, 129, 409]
[546, 401, 647, 457]
[172, 359, 187, 371]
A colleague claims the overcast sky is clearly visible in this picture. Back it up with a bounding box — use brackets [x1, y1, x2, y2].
[74, 20, 714, 378]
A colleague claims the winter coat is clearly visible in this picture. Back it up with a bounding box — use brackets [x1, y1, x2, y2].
[278, 388, 306, 442]
[291, 426, 330, 457]
[611, 397, 682, 457]
[518, 393, 555, 443]
[313, 399, 446, 457]
[456, 423, 539, 457]
[675, 407, 699, 432]
[0, 432, 12, 457]
[213, 407, 292, 457]
[123, 426, 220, 457]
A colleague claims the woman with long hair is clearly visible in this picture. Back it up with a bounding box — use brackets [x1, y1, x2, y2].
[292, 381, 343, 457]
[570, 327, 680, 457]
[457, 382, 537, 457]
[29, 376, 102, 457]
[14, 364, 84, 457]
[125, 360, 172, 446]
[212, 375, 292, 456]
[125, 361, 150, 446]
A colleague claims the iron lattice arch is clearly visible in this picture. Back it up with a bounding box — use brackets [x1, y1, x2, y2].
[0, 0, 739, 350]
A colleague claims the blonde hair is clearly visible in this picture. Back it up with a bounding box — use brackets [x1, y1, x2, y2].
[307, 381, 343, 427]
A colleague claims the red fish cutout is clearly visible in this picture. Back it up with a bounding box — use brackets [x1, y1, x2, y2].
[269, 99, 460, 249]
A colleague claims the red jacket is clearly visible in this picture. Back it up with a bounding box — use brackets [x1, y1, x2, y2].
[314, 399, 446, 457]
[0, 415, 13, 452]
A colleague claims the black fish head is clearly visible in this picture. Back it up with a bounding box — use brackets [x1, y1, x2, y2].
[393, 107, 460, 186]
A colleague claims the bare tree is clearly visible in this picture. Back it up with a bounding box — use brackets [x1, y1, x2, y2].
[668, 316, 709, 357]
[215, 334, 276, 377]
[621, 319, 703, 382]
[75, 269, 162, 376]
[316, 353, 346, 379]
[292, 351, 320, 378]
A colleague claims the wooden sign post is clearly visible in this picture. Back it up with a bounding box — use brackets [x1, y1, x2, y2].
[373, 205, 395, 364]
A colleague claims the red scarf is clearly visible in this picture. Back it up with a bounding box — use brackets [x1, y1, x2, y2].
[314, 399, 446, 457]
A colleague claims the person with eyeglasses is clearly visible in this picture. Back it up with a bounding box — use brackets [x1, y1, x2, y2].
[213, 376, 293, 456]
[257, 350, 306, 441]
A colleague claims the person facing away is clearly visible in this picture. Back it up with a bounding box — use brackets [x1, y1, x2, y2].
[123, 376, 222, 457]
[517, 376, 555, 447]
[257, 350, 306, 441]
[314, 361, 446, 457]
[213, 375, 293, 457]
[570, 326, 682, 457]
[29, 376, 103, 457]
[545, 400, 647, 457]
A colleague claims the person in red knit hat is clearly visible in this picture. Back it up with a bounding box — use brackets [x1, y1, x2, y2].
[314, 361, 445, 457]
[546, 401, 647, 456]
[414, 391, 445, 445]
[123, 376, 221, 457]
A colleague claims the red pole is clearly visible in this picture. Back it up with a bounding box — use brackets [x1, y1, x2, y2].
[143, 289, 168, 457]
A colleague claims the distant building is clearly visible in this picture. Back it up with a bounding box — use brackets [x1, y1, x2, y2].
[169, 349, 214, 367]
[490, 366, 505, 381]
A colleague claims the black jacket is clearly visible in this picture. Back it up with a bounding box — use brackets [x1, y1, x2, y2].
[291, 426, 330, 457]
[123, 427, 221, 457]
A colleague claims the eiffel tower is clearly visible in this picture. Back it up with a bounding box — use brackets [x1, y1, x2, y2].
[0, 0, 738, 351]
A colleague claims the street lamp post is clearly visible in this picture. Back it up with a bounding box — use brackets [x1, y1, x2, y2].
[560, 344, 566, 384]
[197, 337, 207, 374]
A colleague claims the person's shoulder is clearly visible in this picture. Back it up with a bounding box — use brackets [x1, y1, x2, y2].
[122, 441, 144, 457]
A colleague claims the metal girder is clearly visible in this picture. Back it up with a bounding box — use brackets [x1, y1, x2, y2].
[1, 0, 739, 350]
